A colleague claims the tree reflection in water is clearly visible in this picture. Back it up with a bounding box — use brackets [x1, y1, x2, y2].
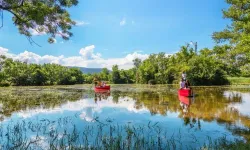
[0, 86, 250, 141]
[94, 91, 110, 103]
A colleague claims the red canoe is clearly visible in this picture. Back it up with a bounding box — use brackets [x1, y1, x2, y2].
[178, 88, 192, 97]
[94, 85, 110, 92]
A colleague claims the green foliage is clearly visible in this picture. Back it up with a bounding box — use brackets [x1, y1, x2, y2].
[212, 0, 250, 76]
[99, 68, 109, 81]
[83, 73, 94, 84]
[111, 65, 120, 84]
[133, 58, 142, 69]
[0, 57, 84, 86]
[0, 43, 238, 86]
[187, 55, 229, 85]
[133, 58, 141, 83]
[240, 65, 250, 77]
[0, 0, 78, 43]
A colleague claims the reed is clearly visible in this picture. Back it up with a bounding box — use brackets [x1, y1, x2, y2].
[0, 116, 249, 150]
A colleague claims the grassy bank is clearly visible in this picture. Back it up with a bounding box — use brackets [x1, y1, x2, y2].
[227, 77, 250, 85]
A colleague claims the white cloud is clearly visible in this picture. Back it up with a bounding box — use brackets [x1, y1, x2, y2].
[0, 47, 9, 55]
[12, 50, 64, 64]
[0, 46, 149, 70]
[75, 20, 90, 26]
[120, 17, 126, 26]
[79, 45, 102, 60]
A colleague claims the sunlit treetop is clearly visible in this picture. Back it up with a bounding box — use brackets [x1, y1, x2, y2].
[213, 0, 250, 65]
[0, 0, 78, 44]
[213, 0, 250, 45]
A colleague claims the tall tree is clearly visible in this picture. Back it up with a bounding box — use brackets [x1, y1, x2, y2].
[212, 0, 250, 73]
[133, 58, 142, 83]
[0, 0, 78, 44]
[133, 58, 142, 69]
[111, 65, 120, 84]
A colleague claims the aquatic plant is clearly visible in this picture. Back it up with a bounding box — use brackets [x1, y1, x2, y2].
[0, 116, 249, 150]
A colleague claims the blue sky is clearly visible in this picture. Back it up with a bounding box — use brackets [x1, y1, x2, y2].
[0, 0, 229, 69]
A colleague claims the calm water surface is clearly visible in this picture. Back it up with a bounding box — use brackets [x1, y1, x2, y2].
[0, 85, 249, 149]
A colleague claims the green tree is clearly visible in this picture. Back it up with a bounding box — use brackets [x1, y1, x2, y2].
[69, 68, 84, 84]
[212, 45, 240, 76]
[0, 0, 78, 44]
[111, 65, 121, 84]
[138, 56, 155, 84]
[133, 58, 142, 83]
[83, 73, 94, 84]
[155, 52, 167, 84]
[187, 55, 229, 85]
[133, 58, 142, 69]
[212, 0, 250, 75]
[32, 68, 47, 85]
[100, 68, 109, 81]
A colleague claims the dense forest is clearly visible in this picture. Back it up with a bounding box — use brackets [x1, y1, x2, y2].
[0, 0, 249, 86]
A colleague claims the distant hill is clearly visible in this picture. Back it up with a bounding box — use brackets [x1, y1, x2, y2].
[68, 67, 107, 74]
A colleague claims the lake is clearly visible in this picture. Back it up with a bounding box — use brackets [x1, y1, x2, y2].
[0, 85, 249, 149]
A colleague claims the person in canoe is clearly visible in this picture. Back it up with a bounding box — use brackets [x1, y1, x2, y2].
[180, 71, 186, 89]
[98, 81, 102, 87]
[93, 78, 102, 87]
[93, 77, 99, 87]
[180, 71, 191, 89]
[180, 78, 186, 89]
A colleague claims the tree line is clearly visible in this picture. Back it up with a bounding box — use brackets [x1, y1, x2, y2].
[86, 44, 249, 86]
[0, 40, 248, 86]
[0, 56, 84, 86]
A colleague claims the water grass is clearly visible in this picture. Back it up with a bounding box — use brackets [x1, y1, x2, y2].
[0, 116, 249, 150]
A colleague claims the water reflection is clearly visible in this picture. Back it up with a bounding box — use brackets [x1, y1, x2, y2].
[0, 86, 249, 143]
[94, 91, 110, 103]
[178, 94, 193, 114]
